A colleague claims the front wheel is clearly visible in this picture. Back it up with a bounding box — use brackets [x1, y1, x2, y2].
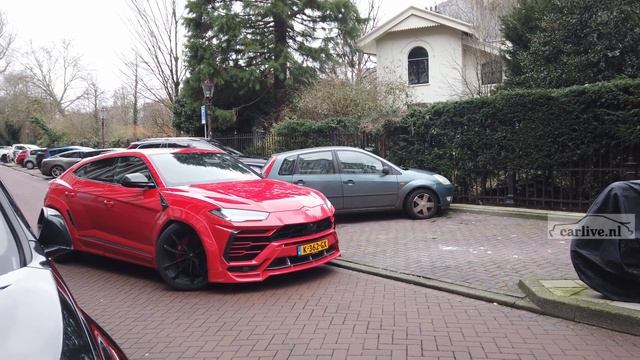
[25, 161, 35, 169]
[50, 165, 65, 178]
[404, 189, 439, 219]
[156, 223, 208, 291]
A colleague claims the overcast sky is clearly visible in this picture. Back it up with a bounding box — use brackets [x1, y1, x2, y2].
[1, 0, 439, 93]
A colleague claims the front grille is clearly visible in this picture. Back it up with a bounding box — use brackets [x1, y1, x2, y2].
[266, 247, 336, 270]
[225, 217, 333, 262]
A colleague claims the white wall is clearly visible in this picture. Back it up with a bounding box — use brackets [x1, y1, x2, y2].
[375, 26, 465, 103]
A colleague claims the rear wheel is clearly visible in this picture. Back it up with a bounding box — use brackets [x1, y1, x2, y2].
[404, 189, 439, 219]
[156, 223, 208, 291]
[25, 161, 35, 169]
[50, 165, 64, 178]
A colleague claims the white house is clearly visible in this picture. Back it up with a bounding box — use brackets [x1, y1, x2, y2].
[357, 6, 503, 103]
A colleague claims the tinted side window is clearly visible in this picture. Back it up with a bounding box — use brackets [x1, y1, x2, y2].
[337, 151, 383, 174]
[278, 155, 296, 175]
[59, 152, 81, 159]
[296, 152, 334, 175]
[166, 142, 191, 148]
[137, 143, 164, 149]
[114, 156, 152, 184]
[74, 158, 117, 183]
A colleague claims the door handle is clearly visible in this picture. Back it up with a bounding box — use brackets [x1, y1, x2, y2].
[64, 191, 76, 198]
[295, 180, 305, 185]
[103, 200, 114, 208]
[343, 180, 355, 186]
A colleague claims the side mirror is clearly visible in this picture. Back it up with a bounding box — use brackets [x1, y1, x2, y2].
[121, 173, 155, 188]
[382, 166, 391, 175]
[37, 207, 73, 258]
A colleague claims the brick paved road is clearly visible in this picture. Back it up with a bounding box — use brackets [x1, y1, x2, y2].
[337, 212, 575, 296]
[3, 165, 638, 359]
[56, 254, 640, 360]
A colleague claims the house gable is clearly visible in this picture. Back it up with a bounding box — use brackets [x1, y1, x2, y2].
[358, 6, 474, 55]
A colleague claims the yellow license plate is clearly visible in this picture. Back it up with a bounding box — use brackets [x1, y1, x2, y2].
[297, 239, 329, 256]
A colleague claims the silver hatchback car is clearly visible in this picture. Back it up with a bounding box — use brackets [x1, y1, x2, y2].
[263, 147, 454, 219]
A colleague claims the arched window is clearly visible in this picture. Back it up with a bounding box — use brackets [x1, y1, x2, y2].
[408, 47, 429, 85]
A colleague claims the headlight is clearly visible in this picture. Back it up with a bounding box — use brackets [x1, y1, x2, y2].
[433, 174, 451, 185]
[323, 197, 333, 209]
[210, 208, 269, 222]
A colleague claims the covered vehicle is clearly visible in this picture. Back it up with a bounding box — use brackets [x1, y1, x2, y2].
[44, 148, 339, 290]
[10, 144, 39, 162]
[263, 146, 454, 219]
[15, 149, 29, 166]
[0, 180, 127, 359]
[128, 137, 267, 172]
[40, 148, 114, 178]
[570, 180, 640, 302]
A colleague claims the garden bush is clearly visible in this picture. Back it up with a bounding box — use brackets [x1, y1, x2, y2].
[384, 78, 640, 181]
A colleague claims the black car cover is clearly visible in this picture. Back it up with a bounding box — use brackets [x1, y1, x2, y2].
[570, 180, 640, 302]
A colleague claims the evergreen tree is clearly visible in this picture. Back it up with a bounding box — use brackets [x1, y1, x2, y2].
[502, 0, 640, 89]
[179, 0, 363, 132]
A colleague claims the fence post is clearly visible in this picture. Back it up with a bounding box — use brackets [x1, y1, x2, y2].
[504, 169, 516, 205]
[623, 156, 638, 180]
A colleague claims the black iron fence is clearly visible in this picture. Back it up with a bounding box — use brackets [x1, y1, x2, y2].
[215, 132, 638, 212]
[214, 131, 386, 158]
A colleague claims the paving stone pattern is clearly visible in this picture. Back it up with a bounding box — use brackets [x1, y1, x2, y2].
[55, 255, 640, 360]
[337, 212, 577, 296]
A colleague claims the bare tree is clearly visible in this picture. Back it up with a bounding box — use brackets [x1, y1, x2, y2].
[0, 11, 15, 74]
[119, 52, 141, 138]
[437, 0, 515, 97]
[329, 0, 380, 83]
[83, 76, 105, 133]
[126, 0, 185, 114]
[21, 40, 87, 117]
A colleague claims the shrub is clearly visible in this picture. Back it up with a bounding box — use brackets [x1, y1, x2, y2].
[271, 117, 363, 152]
[384, 78, 640, 182]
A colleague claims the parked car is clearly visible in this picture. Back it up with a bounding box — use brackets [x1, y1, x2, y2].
[263, 146, 454, 219]
[10, 144, 39, 162]
[128, 137, 267, 172]
[14, 149, 29, 166]
[22, 148, 46, 169]
[0, 180, 128, 359]
[44, 148, 339, 290]
[0, 146, 12, 162]
[40, 148, 114, 177]
[43, 145, 92, 160]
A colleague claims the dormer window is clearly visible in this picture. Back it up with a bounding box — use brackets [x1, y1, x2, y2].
[408, 47, 429, 85]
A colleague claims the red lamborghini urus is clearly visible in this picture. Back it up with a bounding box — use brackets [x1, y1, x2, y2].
[44, 148, 339, 290]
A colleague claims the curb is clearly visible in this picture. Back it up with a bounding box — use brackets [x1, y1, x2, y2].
[329, 259, 541, 313]
[450, 203, 584, 221]
[518, 279, 640, 336]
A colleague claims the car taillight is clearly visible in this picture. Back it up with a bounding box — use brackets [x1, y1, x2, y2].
[262, 156, 276, 177]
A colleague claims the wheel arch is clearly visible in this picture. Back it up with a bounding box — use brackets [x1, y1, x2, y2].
[401, 183, 441, 207]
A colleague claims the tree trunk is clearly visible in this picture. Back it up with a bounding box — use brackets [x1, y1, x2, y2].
[272, 0, 288, 125]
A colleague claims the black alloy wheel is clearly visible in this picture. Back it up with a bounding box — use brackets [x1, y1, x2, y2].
[156, 223, 208, 290]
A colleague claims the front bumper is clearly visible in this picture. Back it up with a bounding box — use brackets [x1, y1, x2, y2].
[437, 183, 454, 210]
[206, 207, 340, 283]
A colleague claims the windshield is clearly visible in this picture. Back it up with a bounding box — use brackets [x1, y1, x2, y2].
[150, 152, 260, 186]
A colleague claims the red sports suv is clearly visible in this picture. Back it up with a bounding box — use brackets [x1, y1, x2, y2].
[44, 148, 339, 290]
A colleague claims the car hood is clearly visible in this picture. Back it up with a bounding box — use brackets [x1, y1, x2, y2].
[403, 168, 437, 177]
[164, 179, 326, 212]
[0, 265, 64, 359]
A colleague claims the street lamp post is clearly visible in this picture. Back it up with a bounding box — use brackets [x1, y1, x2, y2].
[100, 106, 107, 147]
[201, 79, 215, 139]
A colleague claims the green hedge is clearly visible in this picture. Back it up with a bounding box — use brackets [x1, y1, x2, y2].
[271, 117, 362, 152]
[383, 78, 640, 179]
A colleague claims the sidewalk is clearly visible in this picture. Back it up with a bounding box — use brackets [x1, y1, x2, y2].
[1, 162, 50, 180]
[335, 209, 578, 298]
